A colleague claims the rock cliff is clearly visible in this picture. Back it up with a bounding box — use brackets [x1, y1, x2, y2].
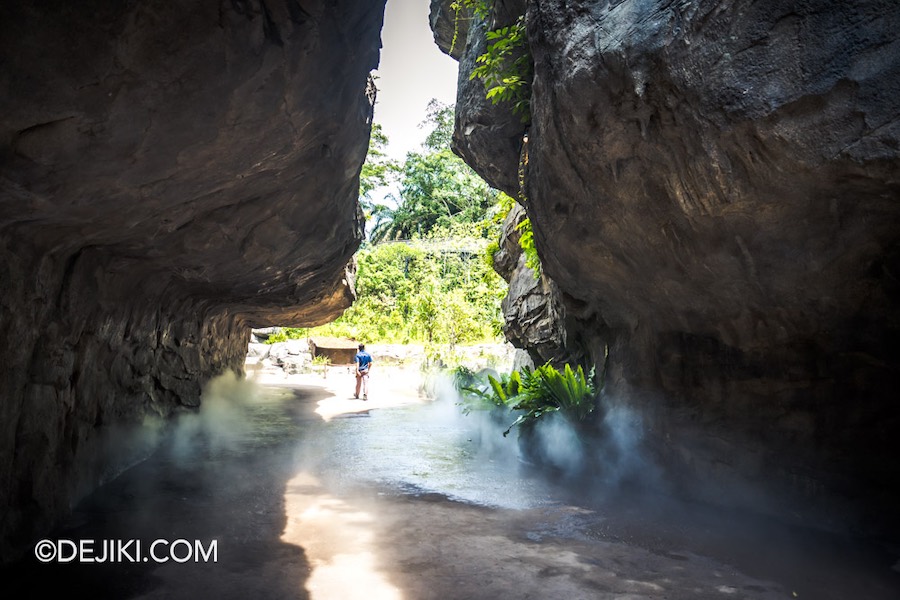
[0, 0, 385, 560]
[492, 203, 571, 366]
[435, 0, 900, 530]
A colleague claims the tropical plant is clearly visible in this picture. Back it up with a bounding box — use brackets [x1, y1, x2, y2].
[455, 368, 521, 415]
[454, 361, 598, 436]
[503, 363, 597, 436]
[450, 1, 532, 121]
[372, 148, 496, 242]
[369, 102, 499, 244]
[470, 15, 532, 122]
[516, 217, 541, 276]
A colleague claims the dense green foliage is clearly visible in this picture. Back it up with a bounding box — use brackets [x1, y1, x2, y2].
[456, 362, 598, 436]
[310, 224, 506, 344]
[371, 150, 496, 242]
[274, 102, 511, 346]
[505, 363, 596, 435]
[370, 101, 497, 243]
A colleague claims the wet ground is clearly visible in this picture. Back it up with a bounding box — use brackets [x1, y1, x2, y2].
[6, 367, 900, 599]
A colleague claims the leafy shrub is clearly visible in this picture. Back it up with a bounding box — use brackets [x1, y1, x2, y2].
[264, 328, 307, 344]
[455, 368, 520, 415]
[516, 217, 541, 276]
[451, 1, 532, 122]
[504, 363, 596, 436]
[454, 362, 597, 435]
[471, 16, 532, 122]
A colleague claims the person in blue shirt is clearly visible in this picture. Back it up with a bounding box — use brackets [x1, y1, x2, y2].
[354, 343, 373, 400]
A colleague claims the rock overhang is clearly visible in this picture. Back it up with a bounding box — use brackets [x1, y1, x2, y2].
[1, 0, 385, 324]
[0, 0, 388, 560]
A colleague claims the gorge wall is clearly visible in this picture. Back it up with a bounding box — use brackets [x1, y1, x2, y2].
[434, 0, 900, 531]
[0, 0, 385, 560]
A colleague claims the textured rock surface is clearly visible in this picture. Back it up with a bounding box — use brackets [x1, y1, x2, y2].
[434, 0, 528, 194]
[429, 0, 469, 60]
[442, 0, 900, 530]
[0, 0, 385, 559]
[493, 204, 570, 366]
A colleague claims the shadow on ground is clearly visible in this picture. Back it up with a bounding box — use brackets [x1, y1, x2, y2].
[0, 383, 330, 599]
[3, 373, 899, 600]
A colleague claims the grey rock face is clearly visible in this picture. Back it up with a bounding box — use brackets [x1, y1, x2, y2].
[430, 0, 469, 60]
[444, 0, 900, 529]
[0, 0, 385, 559]
[493, 204, 569, 366]
[502, 257, 571, 366]
[449, 1, 529, 195]
[491, 202, 526, 282]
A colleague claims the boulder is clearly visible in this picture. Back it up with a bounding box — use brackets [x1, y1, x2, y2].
[493, 203, 579, 367]
[0, 0, 386, 560]
[245, 343, 271, 360]
[251, 328, 279, 343]
[440, 0, 900, 531]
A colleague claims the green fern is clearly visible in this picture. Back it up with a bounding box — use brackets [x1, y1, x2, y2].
[455, 351, 609, 439]
[503, 362, 597, 436]
[456, 370, 521, 415]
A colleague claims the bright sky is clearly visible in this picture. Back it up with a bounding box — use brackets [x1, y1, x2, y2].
[373, 0, 460, 160]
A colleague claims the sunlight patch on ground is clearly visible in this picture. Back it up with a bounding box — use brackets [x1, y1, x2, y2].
[311, 368, 428, 421]
[281, 471, 403, 600]
[251, 366, 428, 421]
